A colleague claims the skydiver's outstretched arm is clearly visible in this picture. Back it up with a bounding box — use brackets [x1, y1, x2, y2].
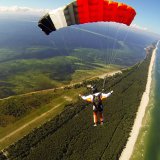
[101, 91, 113, 100]
[79, 94, 93, 103]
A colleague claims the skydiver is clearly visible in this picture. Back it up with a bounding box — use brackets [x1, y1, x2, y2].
[79, 85, 113, 126]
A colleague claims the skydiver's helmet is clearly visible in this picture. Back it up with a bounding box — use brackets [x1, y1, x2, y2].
[91, 85, 98, 94]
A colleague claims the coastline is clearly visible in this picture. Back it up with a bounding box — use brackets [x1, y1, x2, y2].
[119, 41, 160, 160]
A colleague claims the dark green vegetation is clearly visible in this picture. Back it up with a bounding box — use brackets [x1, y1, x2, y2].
[1, 50, 152, 160]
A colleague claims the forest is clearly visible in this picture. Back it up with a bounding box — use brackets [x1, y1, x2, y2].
[0, 48, 152, 160]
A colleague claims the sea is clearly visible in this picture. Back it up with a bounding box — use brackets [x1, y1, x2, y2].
[131, 41, 160, 160]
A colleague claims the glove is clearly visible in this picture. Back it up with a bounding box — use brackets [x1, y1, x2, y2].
[110, 90, 113, 94]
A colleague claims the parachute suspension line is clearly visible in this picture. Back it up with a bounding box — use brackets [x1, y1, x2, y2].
[104, 23, 108, 65]
[97, 23, 108, 90]
[104, 23, 110, 66]
[102, 75, 107, 90]
[102, 22, 112, 90]
[39, 16, 70, 56]
[110, 24, 122, 65]
[71, 26, 79, 63]
[61, 29, 70, 55]
[38, 23, 53, 34]
[107, 23, 113, 66]
[102, 22, 111, 90]
[102, 23, 120, 90]
[106, 23, 110, 66]
[105, 23, 112, 65]
[122, 26, 130, 44]
[112, 26, 130, 64]
[109, 23, 121, 65]
[58, 16, 69, 56]
[79, 25, 86, 64]
[104, 28, 107, 67]
[108, 23, 113, 65]
[37, 21, 63, 56]
[66, 27, 72, 55]
[76, 25, 85, 65]
[100, 23, 107, 69]
[70, 27, 83, 65]
[81, 25, 85, 64]
[38, 22, 64, 56]
[97, 22, 105, 64]
[108, 23, 116, 65]
[50, 40, 62, 55]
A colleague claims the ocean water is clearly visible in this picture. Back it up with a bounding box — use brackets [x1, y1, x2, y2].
[131, 43, 160, 160]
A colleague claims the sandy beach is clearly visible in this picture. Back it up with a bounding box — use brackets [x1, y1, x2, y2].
[119, 41, 160, 160]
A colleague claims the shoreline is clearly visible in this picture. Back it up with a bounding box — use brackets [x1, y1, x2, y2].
[119, 41, 160, 160]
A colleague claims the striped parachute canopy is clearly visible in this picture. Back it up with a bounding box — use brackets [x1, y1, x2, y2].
[38, 0, 136, 35]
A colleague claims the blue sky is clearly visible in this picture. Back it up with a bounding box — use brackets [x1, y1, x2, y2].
[0, 0, 160, 35]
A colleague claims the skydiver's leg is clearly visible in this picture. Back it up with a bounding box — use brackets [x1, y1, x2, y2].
[99, 112, 104, 125]
[93, 111, 98, 126]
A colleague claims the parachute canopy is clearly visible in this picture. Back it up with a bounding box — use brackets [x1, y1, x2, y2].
[38, 0, 136, 35]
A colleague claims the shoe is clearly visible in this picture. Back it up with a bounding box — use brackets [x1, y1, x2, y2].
[93, 123, 97, 127]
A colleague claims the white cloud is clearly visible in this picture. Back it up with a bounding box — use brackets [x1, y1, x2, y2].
[131, 24, 148, 31]
[0, 6, 51, 15]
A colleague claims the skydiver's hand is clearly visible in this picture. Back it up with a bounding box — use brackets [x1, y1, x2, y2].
[79, 94, 82, 97]
[110, 90, 113, 94]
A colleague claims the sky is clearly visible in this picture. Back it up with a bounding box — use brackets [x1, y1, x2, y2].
[0, 0, 160, 35]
